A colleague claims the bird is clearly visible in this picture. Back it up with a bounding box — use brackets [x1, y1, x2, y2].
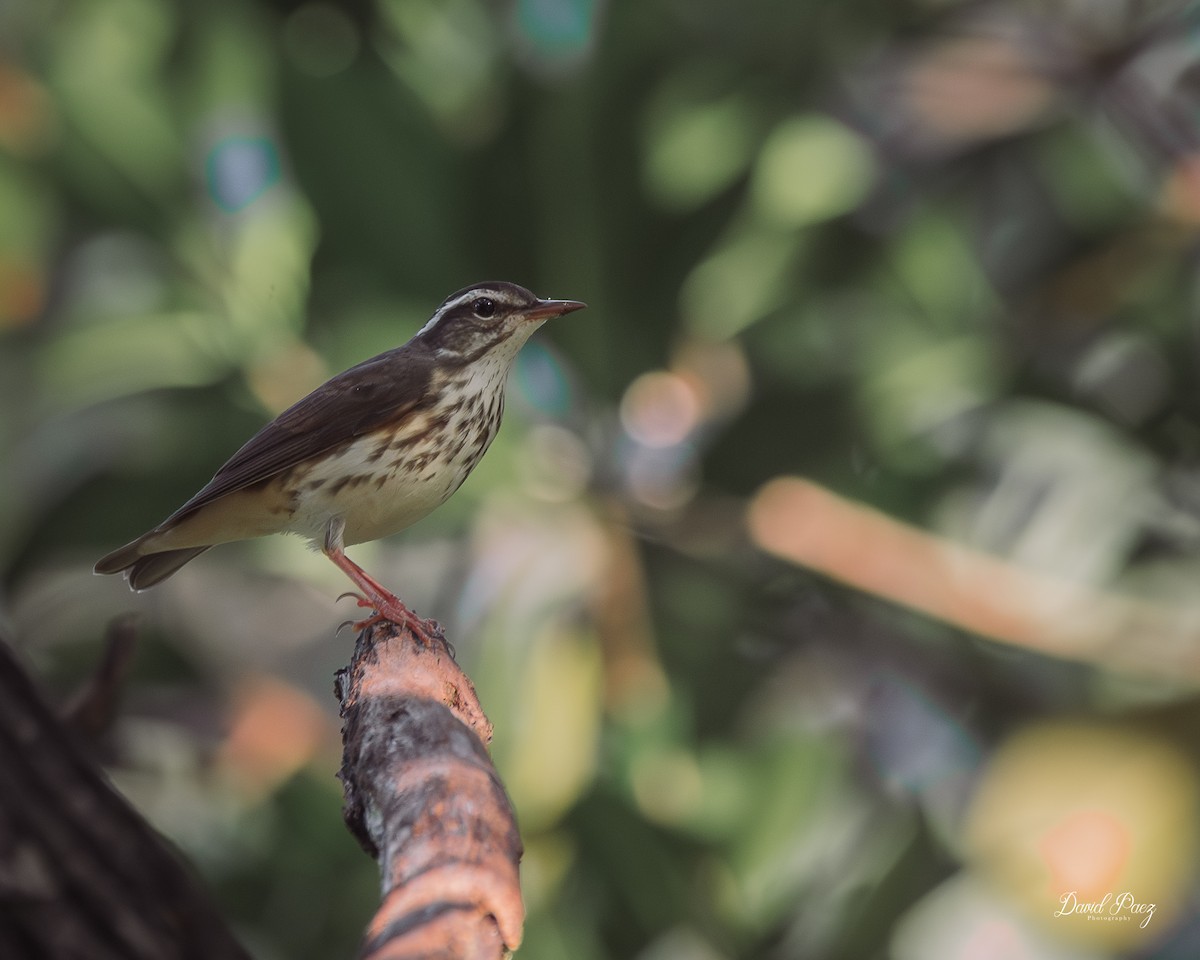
[95, 281, 586, 635]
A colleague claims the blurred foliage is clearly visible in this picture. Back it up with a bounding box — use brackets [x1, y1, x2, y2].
[6, 0, 1200, 958]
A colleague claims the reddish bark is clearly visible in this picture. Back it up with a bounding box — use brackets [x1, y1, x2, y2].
[336, 622, 524, 960]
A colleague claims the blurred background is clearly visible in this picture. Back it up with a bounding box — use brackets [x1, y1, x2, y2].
[5, 0, 1200, 957]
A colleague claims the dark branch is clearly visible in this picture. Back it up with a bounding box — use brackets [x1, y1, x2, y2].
[62, 614, 139, 746]
[0, 629, 251, 960]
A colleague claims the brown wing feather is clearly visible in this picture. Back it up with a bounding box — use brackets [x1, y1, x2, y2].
[161, 344, 436, 527]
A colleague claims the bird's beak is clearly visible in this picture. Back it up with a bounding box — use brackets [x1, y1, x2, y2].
[524, 298, 587, 322]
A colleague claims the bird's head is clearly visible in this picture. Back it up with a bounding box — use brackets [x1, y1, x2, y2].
[415, 281, 586, 364]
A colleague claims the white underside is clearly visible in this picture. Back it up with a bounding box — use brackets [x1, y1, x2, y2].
[286, 429, 482, 546]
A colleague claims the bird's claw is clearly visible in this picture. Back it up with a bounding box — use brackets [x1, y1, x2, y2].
[351, 611, 388, 633]
[336, 591, 372, 608]
[331, 587, 445, 647]
[343, 610, 448, 648]
[420, 618, 444, 639]
[331, 612, 389, 634]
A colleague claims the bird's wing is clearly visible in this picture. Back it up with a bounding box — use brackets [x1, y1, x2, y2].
[160, 347, 432, 526]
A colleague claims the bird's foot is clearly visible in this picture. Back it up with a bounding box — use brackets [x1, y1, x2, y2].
[332, 588, 441, 645]
[321, 525, 444, 645]
[352, 597, 442, 645]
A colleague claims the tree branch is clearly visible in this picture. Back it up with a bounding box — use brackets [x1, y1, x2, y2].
[749, 476, 1200, 680]
[336, 622, 524, 960]
[0, 628, 251, 960]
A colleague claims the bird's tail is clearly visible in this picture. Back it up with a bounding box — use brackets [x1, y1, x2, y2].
[95, 540, 211, 590]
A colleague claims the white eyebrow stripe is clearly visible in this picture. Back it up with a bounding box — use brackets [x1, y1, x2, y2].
[416, 292, 475, 336]
[416, 312, 442, 337]
[416, 287, 518, 336]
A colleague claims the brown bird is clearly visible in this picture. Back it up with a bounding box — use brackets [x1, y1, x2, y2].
[96, 281, 586, 633]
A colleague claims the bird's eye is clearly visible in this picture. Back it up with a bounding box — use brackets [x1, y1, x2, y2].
[472, 297, 497, 319]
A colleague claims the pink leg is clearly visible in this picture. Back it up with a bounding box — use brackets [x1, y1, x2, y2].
[322, 518, 436, 638]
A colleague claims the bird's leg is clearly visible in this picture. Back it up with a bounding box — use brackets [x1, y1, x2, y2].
[322, 517, 438, 639]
